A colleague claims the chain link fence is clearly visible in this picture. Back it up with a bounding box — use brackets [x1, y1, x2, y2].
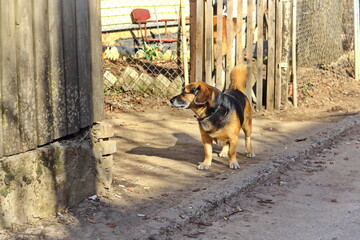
[296, 0, 355, 67]
[101, 0, 190, 98]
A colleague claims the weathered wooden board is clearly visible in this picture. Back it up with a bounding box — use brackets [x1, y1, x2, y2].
[62, 0, 80, 135]
[77, 0, 93, 127]
[235, 0, 244, 65]
[16, 0, 37, 152]
[245, 0, 255, 101]
[274, 0, 282, 110]
[266, 0, 276, 110]
[89, 0, 105, 122]
[204, 0, 213, 85]
[0, 1, 21, 156]
[225, 0, 234, 89]
[34, 0, 53, 145]
[256, 0, 264, 110]
[215, 0, 224, 90]
[195, 0, 204, 82]
[49, 0, 67, 139]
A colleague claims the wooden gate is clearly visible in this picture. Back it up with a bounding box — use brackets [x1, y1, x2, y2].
[189, 0, 292, 110]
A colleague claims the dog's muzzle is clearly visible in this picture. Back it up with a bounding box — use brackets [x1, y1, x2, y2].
[170, 97, 189, 109]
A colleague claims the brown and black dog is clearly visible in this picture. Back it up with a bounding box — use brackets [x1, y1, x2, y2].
[170, 65, 255, 170]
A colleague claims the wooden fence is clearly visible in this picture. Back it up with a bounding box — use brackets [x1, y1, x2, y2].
[189, 0, 292, 110]
[0, 0, 103, 158]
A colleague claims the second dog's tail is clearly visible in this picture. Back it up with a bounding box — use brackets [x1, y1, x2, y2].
[229, 64, 248, 93]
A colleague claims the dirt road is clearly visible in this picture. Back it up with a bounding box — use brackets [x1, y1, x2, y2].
[166, 125, 360, 240]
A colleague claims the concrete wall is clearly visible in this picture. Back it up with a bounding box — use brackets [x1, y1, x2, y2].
[0, 123, 115, 227]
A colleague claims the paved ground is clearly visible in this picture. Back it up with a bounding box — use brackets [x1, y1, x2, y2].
[165, 124, 360, 240]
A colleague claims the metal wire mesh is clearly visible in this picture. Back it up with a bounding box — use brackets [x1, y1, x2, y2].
[101, 0, 190, 97]
[296, 0, 355, 67]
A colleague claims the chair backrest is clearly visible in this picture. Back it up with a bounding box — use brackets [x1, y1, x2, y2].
[131, 8, 151, 22]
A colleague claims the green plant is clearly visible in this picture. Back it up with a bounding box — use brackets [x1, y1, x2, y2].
[142, 42, 163, 61]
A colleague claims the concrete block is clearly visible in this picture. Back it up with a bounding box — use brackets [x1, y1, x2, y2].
[103, 70, 118, 87]
[91, 123, 115, 140]
[94, 140, 117, 156]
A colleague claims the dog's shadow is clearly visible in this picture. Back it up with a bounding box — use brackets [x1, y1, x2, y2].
[126, 132, 225, 165]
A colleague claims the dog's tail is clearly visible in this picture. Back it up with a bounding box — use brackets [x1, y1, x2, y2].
[229, 64, 248, 93]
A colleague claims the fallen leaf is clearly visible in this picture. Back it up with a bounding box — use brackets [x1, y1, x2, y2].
[106, 222, 117, 228]
[87, 218, 96, 224]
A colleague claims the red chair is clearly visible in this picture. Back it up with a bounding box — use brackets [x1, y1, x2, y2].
[131, 8, 178, 43]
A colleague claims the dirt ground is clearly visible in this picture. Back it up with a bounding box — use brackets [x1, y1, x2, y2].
[166, 122, 360, 240]
[1, 58, 360, 239]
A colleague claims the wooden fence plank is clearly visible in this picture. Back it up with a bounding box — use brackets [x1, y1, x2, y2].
[34, 0, 53, 145]
[256, 0, 264, 110]
[0, 1, 4, 157]
[281, 1, 292, 105]
[225, 0, 234, 88]
[266, 0, 275, 110]
[235, 0, 244, 65]
[195, 0, 204, 82]
[76, 0, 93, 127]
[215, 0, 224, 90]
[62, 0, 80, 134]
[204, 0, 213, 85]
[89, 0, 104, 122]
[189, 0, 196, 83]
[16, 0, 37, 152]
[49, 0, 67, 139]
[245, 0, 255, 101]
[292, 0, 298, 107]
[0, 0, 21, 155]
[274, 0, 282, 110]
[354, 0, 360, 80]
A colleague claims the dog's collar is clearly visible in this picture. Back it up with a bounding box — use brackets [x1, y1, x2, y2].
[195, 105, 223, 122]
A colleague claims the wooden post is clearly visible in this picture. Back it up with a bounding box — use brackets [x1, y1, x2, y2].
[226, 0, 234, 88]
[235, 0, 244, 65]
[205, 0, 213, 85]
[355, 0, 360, 80]
[266, 0, 276, 110]
[216, 0, 224, 90]
[292, 0, 298, 107]
[281, 0, 292, 105]
[245, 0, 255, 101]
[180, 0, 189, 85]
[89, 0, 104, 121]
[256, 0, 264, 110]
[274, 0, 282, 110]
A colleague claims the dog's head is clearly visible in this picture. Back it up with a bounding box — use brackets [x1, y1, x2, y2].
[170, 82, 219, 113]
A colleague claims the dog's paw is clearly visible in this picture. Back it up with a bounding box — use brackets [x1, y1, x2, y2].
[246, 152, 256, 158]
[229, 161, 240, 169]
[218, 151, 228, 158]
[197, 163, 211, 170]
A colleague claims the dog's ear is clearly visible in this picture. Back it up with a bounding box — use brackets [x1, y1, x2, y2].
[194, 84, 211, 105]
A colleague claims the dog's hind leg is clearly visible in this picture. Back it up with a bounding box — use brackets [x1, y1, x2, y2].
[219, 144, 229, 158]
[242, 120, 255, 158]
[228, 137, 240, 169]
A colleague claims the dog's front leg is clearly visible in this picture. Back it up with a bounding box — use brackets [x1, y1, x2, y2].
[198, 130, 213, 170]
